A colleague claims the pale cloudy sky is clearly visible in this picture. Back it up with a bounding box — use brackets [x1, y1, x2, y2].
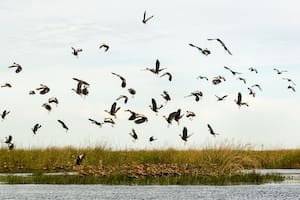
[0, 0, 299, 149]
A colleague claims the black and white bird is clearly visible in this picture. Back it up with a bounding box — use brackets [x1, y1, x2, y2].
[71, 47, 83, 57]
[129, 129, 138, 141]
[36, 84, 50, 95]
[149, 98, 163, 113]
[160, 72, 172, 81]
[4, 135, 13, 144]
[207, 38, 232, 55]
[142, 11, 154, 24]
[48, 97, 59, 106]
[116, 95, 129, 104]
[185, 90, 203, 102]
[57, 120, 69, 132]
[128, 88, 136, 97]
[32, 123, 42, 135]
[248, 67, 258, 73]
[215, 95, 228, 101]
[161, 90, 171, 103]
[274, 68, 288, 75]
[197, 75, 209, 81]
[224, 66, 242, 75]
[186, 111, 196, 119]
[163, 111, 177, 126]
[1, 83, 12, 88]
[248, 88, 256, 97]
[103, 117, 115, 127]
[179, 127, 193, 142]
[105, 102, 120, 118]
[189, 43, 211, 56]
[237, 77, 246, 84]
[207, 124, 219, 137]
[88, 118, 103, 127]
[42, 103, 52, 112]
[251, 84, 262, 91]
[144, 59, 166, 75]
[1, 110, 10, 120]
[149, 136, 157, 142]
[234, 92, 249, 107]
[9, 62, 22, 73]
[111, 72, 126, 88]
[99, 43, 109, 52]
[76, 153, 85, 165]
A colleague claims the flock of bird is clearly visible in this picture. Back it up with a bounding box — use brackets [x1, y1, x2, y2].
[1, 11, 297, 165]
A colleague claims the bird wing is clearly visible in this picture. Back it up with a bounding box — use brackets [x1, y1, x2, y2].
[155, 59, 160, 72]
[151, 98, 157, 110]
[207, 124, 213, 134]
[110, 102, 117, 113]
[183, 127, 188, 138]
[238, 92, 242, 103]
[143, 11, 146, 21]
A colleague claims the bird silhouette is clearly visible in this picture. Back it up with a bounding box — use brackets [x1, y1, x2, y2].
[48, 97, 59, 106]
[247, 88, 256, 97]
[71, 47, 83, 57]
[149, 98, 163, 113]
[149, 136, 157, 142]
[129, 129, 138, 141]
[185, 90, 203, 102]
[274, 68, 288, 75]
[128, 88, 136, 97]
[197, 75, 209, 81]
[1, 83, 12, 88]
[36, 84, 50, 95]
[76, 153, 85, 165]
[161, 90, 171, 103]
[207, 124, 219, 137]
[32, 123, 42, 135]
[1, 110, 10, 120]
[142, 11, 154, 24]
[99, 43, 109, 52]
[103, 117, 115, 127]
[163, 111, 177, 126]
[29, 90, 36, 95]
[248, 67, 258, 73]
[112, 72, 126, 88]
[234, 92, 249, 107]
[4, 135, 13, 144]
[116, 95, 129, 104]
[179, 127, 193, 142]
[207, 38, 232, 55]
[57, 120, 69, 132]
[8, 62, 22, 73]
[237, 77, 246, 84]
[212, 76, 226, 85]
[72, 78, 89, 96]
[215, 95, 228, 101]
[42, 103, 52, 112]
[144, 59, 166, 75]
[287, 85, 296, 92]
[88, 118, 103, 127]
[189, 43, 211, 56]
[160, 72, 172, 81]
[186, 111, 196, 119]
[174, 109, 184, 125]
[224, 66, 242, 75]
[8, 143, 15, 150]
[105, 102, 120, 118]
[251, 84, 262, 91]
[282, 78, 296, 86]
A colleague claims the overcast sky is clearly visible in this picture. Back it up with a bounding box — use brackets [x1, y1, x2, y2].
[0, 0, 299, 149]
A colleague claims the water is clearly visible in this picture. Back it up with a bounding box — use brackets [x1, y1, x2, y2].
[1, 184, 300, 200]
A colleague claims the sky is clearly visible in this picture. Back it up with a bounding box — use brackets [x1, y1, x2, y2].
[0, 0, 299, 149]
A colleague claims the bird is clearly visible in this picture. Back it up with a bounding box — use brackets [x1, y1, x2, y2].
[287, 85, 296, 92]
[282, 78, 296, 86]
[36, 84, 50, 95]
[48, 97, 59, 105]
[212, 76, 226, 85]
[186, 111, 196, 119]
[76, 153, 85, 165]
[8, 143, 15, 150]
[111, 72, 126, 88]
[215, 95, 228, 101]
[185, 90, 203, 102]
[161, 90, 171, 103]
[174, 109, 184, 125]
[1, 83, 12, 88]
[144, 59, 166, 75]
[72, 78, 89, 96]
[71, 47, 83, 57]
[88, 118, 103, 127]
[248, 67, 258, 73]
[251, 84, 262, 91]
[149, 136, 157, 142]
[197, 75, 209, 81]
[142, 11, 154, 24]
[274, 68, 288, 75]
[99, 43, 109, 52]
[105, 102, 120, 118]
[237, 77, 247, 84]
[207, 124, 219, 137]
[189, 43, 211, 56]
[4, 135, 13, 144]
[32, 123, 42, 135]
[224, 66, 242, 75]
[57, 120, 69, 132]
[234, 92, 249, 107]
[179, 127, 193, 142]
[163, 111, 177, 126]
[103, 117, 115, 126]
[29, 90, 36, 95]
[1, 110, 10, 120]
[116, 95, 129, 104]
[247, 88, 256, 97]
[125, 109, 140, 121]
[128, 88, 136, 97]
[134, 116, 148, 124]
[207, 38, 232, 55]
[8, 62, 22, 73]
[42, 103, 52, 112]
[129, 129, 138, 141]
[160, 72, 172, 81]
[149, 98, 163, 113]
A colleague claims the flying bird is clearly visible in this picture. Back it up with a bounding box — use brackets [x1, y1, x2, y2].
[1, 83, 12, 88]
[1, 110, 10, 120]
[212, 76, 226, 85]
[160, 72, 172, 81]
[186, 111, 196, 119]
[274, 68, 288, 75]
[149, 98, 163, 113]
[128, 88, 136, 97]
[251, 84, 262, 91]
[144, 59, 166, 75]
[32, 123, 42, 135]
[29, 90, 36, 95]
[197, 75, 209, 81]
[163, 111, 177, 126]
[174, 109, 184, 125]
[185, 90, 203, 102]
[179, 127, 193, 142]
[36, 84, 50, 95]
[207, 38, 232, 55]
[72, 78, 89, 96]
[129, 129, 138, 141]
[8, 62, 22, 73]
[71, 47, 83, 57]
[57, 120, 69, 132]
[142, 11, 154, 24]
[224, 66, 242, 75]
[287, 85, 296, 92]
[247, 88, 256, 97]
[189, 43, 211, 56]
[282, 78, 296, 86]
[48, 97, 59, 105]
[116, 95, 129, 104]
[8, 143, 15, 150]
[76, 153, 85, 165]
[234, 92, 249, 107]
[207, 124, 219, 137]
[88, 118, 103, 127]
[99, 43, 109, 52]
[103, 117, 115, 127]
[237, 77, 247, 84]
[4, 135, 12, 144]
[42, 103, 52, 112]
[215, 95, 228, 101]
[149, 136, 157, 143]
[248, 67, 258, 73]
[134, 116, 148, 124]
[105, 102, 121, 118]
[161, 90, 171, 103]
[111, 72, 126, 88]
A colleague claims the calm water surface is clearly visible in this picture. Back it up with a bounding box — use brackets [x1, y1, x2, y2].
[1, 184, 300, 200]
